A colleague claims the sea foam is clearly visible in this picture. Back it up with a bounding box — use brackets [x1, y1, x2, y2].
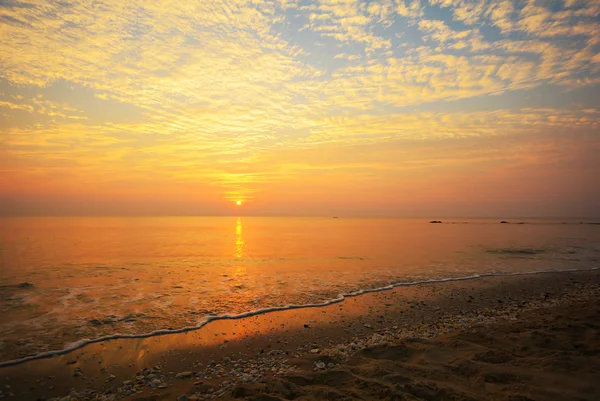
[0, 265, 598, 368]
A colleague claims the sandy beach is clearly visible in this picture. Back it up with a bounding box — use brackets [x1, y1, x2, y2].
[0, 269, 598, 401]
[3, 0, 600, 399]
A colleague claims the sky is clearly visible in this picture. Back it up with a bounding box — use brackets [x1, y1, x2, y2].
[1, 0, 599, 217]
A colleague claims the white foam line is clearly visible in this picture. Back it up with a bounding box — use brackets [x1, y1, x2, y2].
[1, 266, 598, 368]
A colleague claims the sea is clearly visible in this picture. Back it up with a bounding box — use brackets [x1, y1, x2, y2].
[1, 216, 599, 365]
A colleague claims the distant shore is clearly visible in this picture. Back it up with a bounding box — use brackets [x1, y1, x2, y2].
[1, 269, 599, 400]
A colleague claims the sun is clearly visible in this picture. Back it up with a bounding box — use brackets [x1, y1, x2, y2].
[236, 200, 242, 206]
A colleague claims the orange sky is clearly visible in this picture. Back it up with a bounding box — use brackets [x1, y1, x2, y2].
[1, 0, 599, 217]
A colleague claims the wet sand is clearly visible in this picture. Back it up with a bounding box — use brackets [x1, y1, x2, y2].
[1, 269, 599, 400]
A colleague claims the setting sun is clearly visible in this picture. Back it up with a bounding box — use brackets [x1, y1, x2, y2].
[0, 1, 599, 398]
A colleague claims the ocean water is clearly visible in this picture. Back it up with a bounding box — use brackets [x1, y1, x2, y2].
[1, 216, 599, 364]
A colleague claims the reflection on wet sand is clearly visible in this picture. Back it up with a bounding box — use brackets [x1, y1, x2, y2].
[6, 270, 599, 401]
[1, 275, 420, 398]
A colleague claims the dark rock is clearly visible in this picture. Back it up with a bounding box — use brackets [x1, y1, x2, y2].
[175, 371, 193, 379]
[473, 350, 513, 364]
[232, 385, 261, 398]
[429, 220, 442, 224]
[272, 380, 296, 398]
[500, 221, 510, 224]
[17, 282, 35, 289]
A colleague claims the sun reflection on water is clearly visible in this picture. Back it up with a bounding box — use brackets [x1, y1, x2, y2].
[235, 217, 245, 259]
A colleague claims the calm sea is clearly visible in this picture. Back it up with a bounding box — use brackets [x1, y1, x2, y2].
[1, 216, 599, 363]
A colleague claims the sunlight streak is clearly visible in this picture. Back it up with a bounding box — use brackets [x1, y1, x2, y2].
[235, 217, 245, 259]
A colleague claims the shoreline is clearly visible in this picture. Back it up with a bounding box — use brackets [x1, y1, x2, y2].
[1, 266, 598, 369]
[0, 269, 599, 400]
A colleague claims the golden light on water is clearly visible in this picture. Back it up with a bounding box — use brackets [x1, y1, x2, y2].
[235, 217, 245, 259]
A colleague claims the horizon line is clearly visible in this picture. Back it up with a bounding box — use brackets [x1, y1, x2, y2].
[1, 214, 599, 220]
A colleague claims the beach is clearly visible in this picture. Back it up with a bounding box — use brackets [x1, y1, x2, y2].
[3, 0, 600, 399]
[2, 0, 599, 398]
[2, 217, 599, 366]
[1, 269, 599, 401]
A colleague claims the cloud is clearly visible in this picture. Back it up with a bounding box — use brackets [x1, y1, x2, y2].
[0, 0, 598, 209]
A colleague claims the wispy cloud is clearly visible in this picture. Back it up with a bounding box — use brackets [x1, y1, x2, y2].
[0, 0, 598, 215]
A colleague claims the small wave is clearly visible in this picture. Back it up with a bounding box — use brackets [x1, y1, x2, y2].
[0, 282, 35, 290]
[0, 266, 598, 368]
[486, 247, 547, 255]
